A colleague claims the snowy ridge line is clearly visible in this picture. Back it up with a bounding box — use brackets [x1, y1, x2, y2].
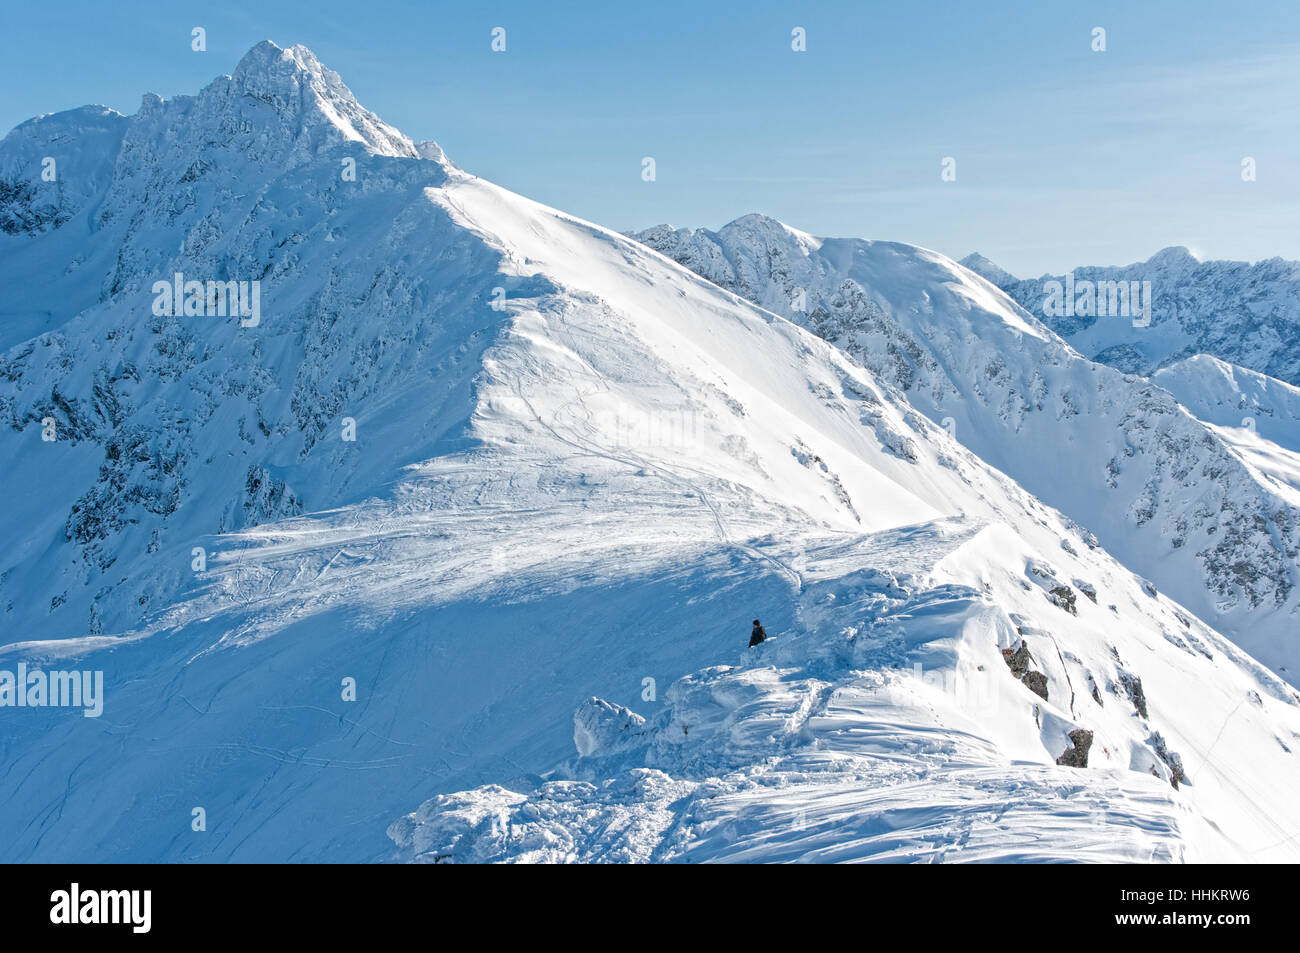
[0, 42, 1296, 863]
[389, 522, 1300, 863]
[633, 217, 1300, 683]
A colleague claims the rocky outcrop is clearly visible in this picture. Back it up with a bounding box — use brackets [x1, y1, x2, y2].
[1118, 671, 1149, 720]
[1150, 732, 1187, 789]
[1048, 585, 1078, 615]
[1002, 638, 1049, 702]
[1056, 729, 1094, 768]
[1023, 671, 1050, 701]
[573, 697, 648, 759]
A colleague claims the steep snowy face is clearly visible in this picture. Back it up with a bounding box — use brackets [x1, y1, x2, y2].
[634, 217, 1300, 679]
[93, 41, 421, 294]
[962, 248, 1300, 385]
[2, 45, 1298, 865]
[226, 41, 417, 160]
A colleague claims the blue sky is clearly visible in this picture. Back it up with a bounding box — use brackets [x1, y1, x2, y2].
[3, 0, 1299, 275]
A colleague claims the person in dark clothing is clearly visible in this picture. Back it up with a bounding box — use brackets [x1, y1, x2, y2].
[749, 619, 767, 647]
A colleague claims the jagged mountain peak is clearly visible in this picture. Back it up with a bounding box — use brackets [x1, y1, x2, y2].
[214, 40, 417, 159]
[722, 212, 824, 250]
[65, 41, 444, 283]
[0, 42, 444, 244]
[230, 42, 361, 122]
[228, 41, 353, 109]
[233, 40, 326, 78]
[720, 211, 793, 233]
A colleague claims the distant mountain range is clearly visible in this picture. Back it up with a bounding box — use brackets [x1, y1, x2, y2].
[959, 248, 1300, 386]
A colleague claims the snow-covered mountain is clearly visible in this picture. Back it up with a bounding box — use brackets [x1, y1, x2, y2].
[960, 248, 1300, 386]
[633, 217, 1300, 681]
[1153, 354, 1300, 499]
[0, 105, 128, 241]
[2, 44, 1298, 863]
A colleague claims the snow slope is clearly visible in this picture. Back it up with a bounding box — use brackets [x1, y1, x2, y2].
[1154, 354, 1300, 500]
[634, 217, 1300, 681]
[0, 105, 127, 239]
[392, 524, 1300, 863]
[1, 44, 1298, 863]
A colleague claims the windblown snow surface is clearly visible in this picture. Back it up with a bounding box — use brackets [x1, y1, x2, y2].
[2, 44, 1299, 863]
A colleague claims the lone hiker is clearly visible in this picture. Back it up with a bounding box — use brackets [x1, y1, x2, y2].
[749, 619, 767, 647]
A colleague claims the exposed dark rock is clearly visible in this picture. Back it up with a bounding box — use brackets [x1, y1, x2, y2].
[0, 177, 68, 234]
[1023, 671, 1049, 701]
[1002, 638, 1049, 701]
[1002, 641, 1034, 678]
[1150, 732, 1187, 789]
[1086, 671, 1104, 706]
[1048, 585, 1077, 614]
[1118, 671, 1149, 719]
[242, 464, 303, 527]
[1056, 728, 1094, 768]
